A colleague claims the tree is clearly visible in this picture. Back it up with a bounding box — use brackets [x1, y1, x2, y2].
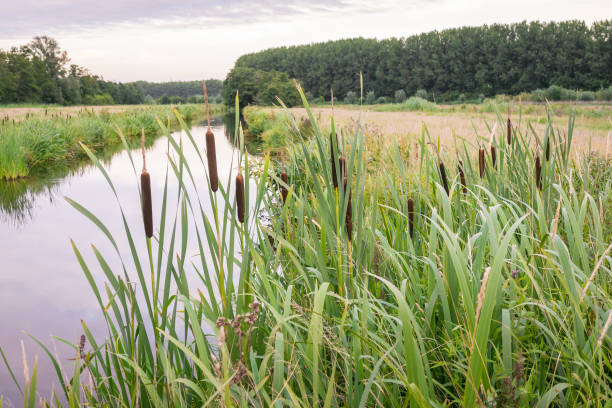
[394, 89, 406, 103]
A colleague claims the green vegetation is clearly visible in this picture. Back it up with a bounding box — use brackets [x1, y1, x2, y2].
[0, 36, 144, 105]
[0, 104, 213, 179]
[132, 79, 223, 104]
[3, 86, 611, 406]
[233, 20, 611, 102]
[223, 67, 301, 108]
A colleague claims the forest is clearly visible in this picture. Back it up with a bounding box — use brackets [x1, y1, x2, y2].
[233, 20, 612, 102]
[0, 37, 222, 106]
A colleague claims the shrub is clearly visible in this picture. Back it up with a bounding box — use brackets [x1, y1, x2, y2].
[414, 89, 428, 100]
[596, 86, 612, 101]
[365, 90, 376, 105]
[344, 91, 358, 104]
[579, 91, 595, 101]
[403, 96, 436, 111]
[394, 89, 407, 103]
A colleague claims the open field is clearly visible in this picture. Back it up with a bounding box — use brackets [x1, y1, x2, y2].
[280, 105, 612, 156]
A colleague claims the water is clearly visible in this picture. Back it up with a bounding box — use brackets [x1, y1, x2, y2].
[0, 119, 244, 405]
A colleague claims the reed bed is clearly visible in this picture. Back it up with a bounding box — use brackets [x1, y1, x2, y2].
[2, 84, 612, 407]
[0, 105, 206, 180]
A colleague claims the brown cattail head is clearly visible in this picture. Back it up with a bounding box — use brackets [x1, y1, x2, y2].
[343, 177, 352, 240]
[338, 156, 346, 181]
[458, 160, 467, 193]
[439, 160, 449, 195]
[491, 145, 497, 168]
[141, 128, 153, 238]
[236, 172, 245, 223]
[545, 137, 550, 161]
[506, 118, 512, 146]
[535, 155, 542, 190]
[330, 132, 338, 188]
[141, 171, 153, 238]
[478, 148, 485, 178]
[206, 128, 219, 192]
[280, 168, 288, 204]
[407, 198, 415, 237]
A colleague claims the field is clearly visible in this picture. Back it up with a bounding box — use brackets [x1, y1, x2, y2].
[3, 88, 610, 406]
[275, 104, 612, 156]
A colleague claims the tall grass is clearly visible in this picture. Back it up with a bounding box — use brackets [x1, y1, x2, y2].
[0, 105, 208, 180]
[2, 85, 612, 407]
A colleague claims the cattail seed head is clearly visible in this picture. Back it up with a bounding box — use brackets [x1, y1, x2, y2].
[280, 170, 288, 203]
[478, 148, 485, 179]
[344, 177, 352, 240]
[141, 171, 153, 238]
[206, 129, 219, 192]
[491, 145, 497, 167]
[458, 160, 467, 193]
[338, 156, 346, 180]
[236, 172, 245, 223]
[439, 160, 449, 195]
[506, 118, 512, 145]
[407, 198, 415, 237]
[545, 138, 550, 161]
[535, 155, 542, 190]
[330, 132, 338, 189]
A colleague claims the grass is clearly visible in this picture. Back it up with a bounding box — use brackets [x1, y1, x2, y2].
[2, 86, 612, 407]
[0, 104, 222, 180]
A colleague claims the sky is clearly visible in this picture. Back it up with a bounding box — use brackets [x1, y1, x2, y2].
[1, 0, 610, 82]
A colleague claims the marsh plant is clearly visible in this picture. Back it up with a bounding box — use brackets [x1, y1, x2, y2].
[2, 83, 612, 407]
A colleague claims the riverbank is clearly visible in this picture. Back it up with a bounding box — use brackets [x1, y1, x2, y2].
[0, 104, 223, 180]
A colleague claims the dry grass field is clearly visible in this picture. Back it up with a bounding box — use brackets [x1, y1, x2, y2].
[0, 105, 156, 121]
[283, 106, 612, 157]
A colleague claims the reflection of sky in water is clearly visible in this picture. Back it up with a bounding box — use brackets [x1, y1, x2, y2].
[0, 123, 251, 404]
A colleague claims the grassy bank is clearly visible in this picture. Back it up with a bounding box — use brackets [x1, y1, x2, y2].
[0, 104, 222, 180]
[3, 88, 612, 406]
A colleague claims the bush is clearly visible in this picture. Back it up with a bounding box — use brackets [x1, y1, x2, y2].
[402, 96, 436, 111]
[414, 89, 428, 100]
[344, 91, 358, 104]
[394, 89, 407, 103]
[365, 91, 376, 105]
[596, 86, 612, 101]
[458, 93, 466, 103]
[579, 91, 595, 101]
[375, 96, 390, 104]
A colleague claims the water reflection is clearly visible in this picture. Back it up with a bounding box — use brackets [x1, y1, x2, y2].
[0, 116, 251, 405]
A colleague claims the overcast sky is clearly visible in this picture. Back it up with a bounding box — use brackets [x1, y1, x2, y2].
[1, 0, 610, 82]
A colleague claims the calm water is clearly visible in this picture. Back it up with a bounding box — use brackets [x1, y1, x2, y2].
[0, 119, 246, 404]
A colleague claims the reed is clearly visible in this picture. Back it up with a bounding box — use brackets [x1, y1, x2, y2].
[330, 131, 338, 189]
[478, 147, 485, 178]
[203, 82, 219, 192]
[7, 86, 611, 408]
[438, 160, 449, 194]
[458, 159, 467, 193]
[236, 172, 245, 223]
[535, 154, 542, 190]
[140, 128, 153, 238]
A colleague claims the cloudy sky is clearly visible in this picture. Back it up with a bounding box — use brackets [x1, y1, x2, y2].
[1, 0, 610, 82]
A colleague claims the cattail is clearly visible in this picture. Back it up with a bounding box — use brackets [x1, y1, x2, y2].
[338, 156, 346, 181]
[206, 129, 218, 191]
[507, 117, 512, 146]
[280, 167, 288, 204]
[478, 148, 485, 178]
[407, 198, 415, 237]
[545, 137, 550, 161]
[490, 145, 497, 167]
[140, 129, 153, 238]
[458, 160, 467, 193]
[236, 172, 245, 223]
[535, 155, 542, 190]
[203, 80, 218, 192]
[330, 132, 338, 188]
[344, 177, 352, 240]
[439, 160, 449, 194]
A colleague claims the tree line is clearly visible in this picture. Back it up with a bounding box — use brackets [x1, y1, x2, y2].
[232, 20, 612, 102]
[0, 36, 143, 105]
[0, 36, 223, 106]
[131, 80, 223, 104]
